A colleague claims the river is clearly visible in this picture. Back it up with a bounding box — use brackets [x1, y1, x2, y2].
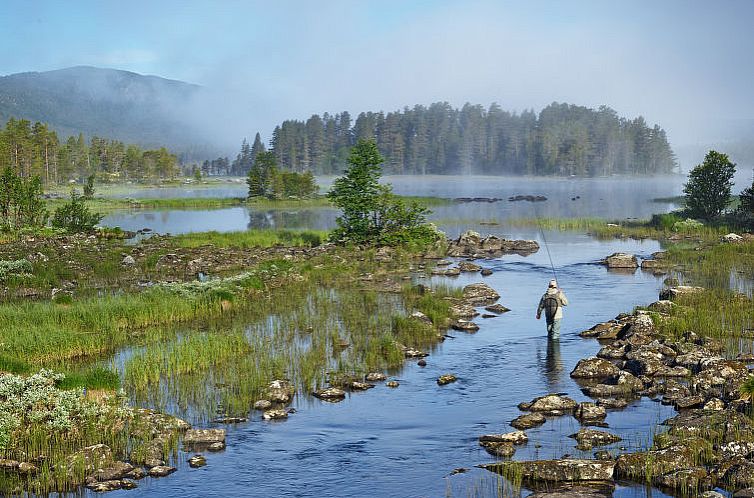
[93, 176, 709, 497]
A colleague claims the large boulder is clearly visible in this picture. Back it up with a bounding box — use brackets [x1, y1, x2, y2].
[481, 459, 615, 482]
[574, 402, 607, 423]
[602, 253, 638, 268]
[659, 285, 705, 301]
[511, 413, 546, 430]
[615, 445, 694, 480]
[447, 231, 539, 257]
[184, 429, 226, 445]
[570, 358, 620, 379]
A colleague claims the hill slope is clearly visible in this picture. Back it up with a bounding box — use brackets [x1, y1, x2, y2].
[0, 66, 206, 152]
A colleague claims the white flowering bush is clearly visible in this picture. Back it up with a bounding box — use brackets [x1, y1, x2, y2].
[158, 269, 274, 298]
[0, 370, 114, 450]
[0, 259, 32, 282]
[672, 218, 705, 232]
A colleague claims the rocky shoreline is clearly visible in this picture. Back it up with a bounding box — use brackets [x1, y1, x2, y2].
[478, 287, 754, 497]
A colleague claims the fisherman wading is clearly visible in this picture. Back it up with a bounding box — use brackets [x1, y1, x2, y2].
[536, 280, 568, 339]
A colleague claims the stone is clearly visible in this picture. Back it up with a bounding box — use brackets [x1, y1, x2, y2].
[720, 441, 754, 460]
[700, 492, 725, 498]
[704, 398, 725, 411]
[262, 408, 288, 420]
[511, 412, 546, 430]
[481, 459, 615, 482]
[410, 311, 433, 324]
[188, 455, 207, 468]
[17, 462, 37, 474]
[597, 344, 626, 360]
[733, 488, 754, 498]
[448, 301, 479, 319]
[458, 261, 482, 272]
[121, 255, 136, 266]
[647, 300, 676, 314]
[444, 267, 461, 276]
[673, 395, 705, 410]
[527, 486, 613, 498]
[147, 465, 176, 478]
[596, 398, 629, 409]
[214, 416, 247, 424]
[265, 379, 295, 404]
[437, 374, 457, 386]
[479, 431, 529, 445]
[462, 283, 500, 305]
[659, 285, 704, 301]
[403, 347, 428, 358]
[602, 253, 638, 268]
[184, 429, 226, 445]
[654, 467, 713, 492]
[68, 443, 113, 475]
[570, 357, 620, 379]
[365, 372, 387, 382]
[451, 320, 479, 332]
[126, 467, 146, 480]
[725, 461, 754, 488]
[723, 233, 744, 243]
[526, 394, 578, 413]
[574, 403, 607, 423]
[484, 304, 510, 314]
[90, 461, 134, 482]
[386, 381, 400, 388]
[86, 480, 129, 492]
[479, 440, 516, 457]
[615, 445, 694, 479]
[204, 441, 224, 452]
[253, 400, 272, 410]
[349, 381, 375, 391]
[569, 429, 622, 450]
[480, 268, 493, 276]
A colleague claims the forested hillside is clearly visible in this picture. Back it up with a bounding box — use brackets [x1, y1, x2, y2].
[247, 102, 676, 176]
[0, 118, 179, 183]
[0, 66, 207, 156]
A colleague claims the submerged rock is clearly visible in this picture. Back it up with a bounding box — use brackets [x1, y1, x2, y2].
[313, 387, 346, 401]
[365, 372, 387, 382]
[484, 303, 510, 314]
[147, 465, 176, 478]
[184, 429, 226, 445]
[479, 440, 516, 457]
[262, 408, 288, 420]
[188, 455, 207, 468]
[574, 403, 607, 423]
[451, 320, 480, 332]
[386, 380, 400, 388]
[525, 394, 578, 414]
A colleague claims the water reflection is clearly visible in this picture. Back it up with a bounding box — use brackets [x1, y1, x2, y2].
[544, 338, 563, 389]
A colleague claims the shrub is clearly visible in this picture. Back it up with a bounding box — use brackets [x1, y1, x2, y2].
[51, 190, 104, 233]
[672, 218, 704, 232]
[83, 173, 96, 199]
[0, 259, 32, 282]
[0, 167, 48, 231]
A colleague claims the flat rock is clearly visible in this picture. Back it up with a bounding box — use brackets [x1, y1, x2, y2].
[484, 303, 510, 314]
[365, 372, 387, 382]
[569, 429, 621, 450]
[574, 403, 607, 423]
[451, 320, 480, 332]
[184, 429, 226, 444]
[313, 387, 346, 401]
[253, 400, 272, 410]
[262, 408, 288, 420]
[602, 253, 638, 268]
[512, 412, 546, 430]
[479, 431, 529, 445]
[148, 465, 176, 478]
[526, 394, 578, 413]
[437, 374, 457, 386]
[479, 440, 516, 457]
[188, 454, 206, 468]
[482, 459, 615, 482]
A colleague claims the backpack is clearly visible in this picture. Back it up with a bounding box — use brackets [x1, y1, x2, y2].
[543, 295, 560, 322]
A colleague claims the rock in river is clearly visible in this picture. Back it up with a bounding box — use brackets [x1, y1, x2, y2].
[184, 429, 226, 445]
[479, 431, 529, 445]
[313, 387, 346, 401]
[481, 459, 615, 482]
[570, 357, 620, 379]
[568, 428, 621, 450]
[462, 283, 500, 305]
[511, 412, 546, 430]
[484, 303, 510, 314]
[437, 374, 458, 386]
[365, 372, 387, 382]
[574, 403, 607, 423]
[479, 440, 516, 457]
[451, 320, 480, 332]
[525, 394, 578, 414]
[602, 253, 638, 268]
[148, 465, 176, 478]
[188, 455, 207, 468]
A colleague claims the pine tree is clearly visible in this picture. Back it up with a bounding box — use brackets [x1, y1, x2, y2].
[683, 151, 736, 219]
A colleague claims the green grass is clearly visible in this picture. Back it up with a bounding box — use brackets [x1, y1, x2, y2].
[170, 229, 329, 249]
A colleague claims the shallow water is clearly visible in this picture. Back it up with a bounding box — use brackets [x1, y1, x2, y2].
[89, 229, 703, 498]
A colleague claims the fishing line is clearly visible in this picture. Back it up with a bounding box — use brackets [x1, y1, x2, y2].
[534, 202, 558, 284]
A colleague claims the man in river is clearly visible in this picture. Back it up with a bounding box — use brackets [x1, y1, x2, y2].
[536, 280, 568, 339]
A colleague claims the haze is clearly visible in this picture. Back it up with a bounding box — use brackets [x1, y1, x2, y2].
[2, 0, 753, 167]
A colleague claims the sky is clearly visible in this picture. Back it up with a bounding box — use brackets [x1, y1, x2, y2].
[2, 0, 754, 158]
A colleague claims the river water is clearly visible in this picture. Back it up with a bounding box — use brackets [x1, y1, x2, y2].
[94, 177, 709, 498]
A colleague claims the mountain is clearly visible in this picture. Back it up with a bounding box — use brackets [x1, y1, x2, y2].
[0, 66, 210, 155]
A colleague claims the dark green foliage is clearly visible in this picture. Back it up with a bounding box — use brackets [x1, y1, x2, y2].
[266, 102, 677, 176]
[83, 173, 95, 199]
[739, 176, 754, 216]
[327, 139, 439, 245]
[1, 117, 181, 183]
[683, 151, 736, 219]
[247, 151, 317, 199]
[0, 167, 48, 231]
[51, 190, 104, 233]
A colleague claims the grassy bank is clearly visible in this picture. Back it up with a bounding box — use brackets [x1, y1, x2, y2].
[170, 228, 329, 248]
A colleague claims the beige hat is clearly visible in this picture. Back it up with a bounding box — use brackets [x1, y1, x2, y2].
[548, 279, 557, 288]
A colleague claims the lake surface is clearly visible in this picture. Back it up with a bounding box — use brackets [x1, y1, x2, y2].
[91, 177, 718, 497]
[102, 175, 687, 236]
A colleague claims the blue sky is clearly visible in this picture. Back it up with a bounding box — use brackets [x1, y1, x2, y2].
[2, 0, 754, 150]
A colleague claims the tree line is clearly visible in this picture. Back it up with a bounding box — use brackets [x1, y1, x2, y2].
[228, 102, 677, 177]
[0, 118, 180, 184]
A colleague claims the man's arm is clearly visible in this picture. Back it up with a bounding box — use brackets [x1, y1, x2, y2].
[536, 296, 544, 318]
[559, 291, 568, 306]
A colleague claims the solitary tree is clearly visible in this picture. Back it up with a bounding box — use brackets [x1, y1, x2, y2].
[683, 150, 736, 219]
[327, 139, 438, 245]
